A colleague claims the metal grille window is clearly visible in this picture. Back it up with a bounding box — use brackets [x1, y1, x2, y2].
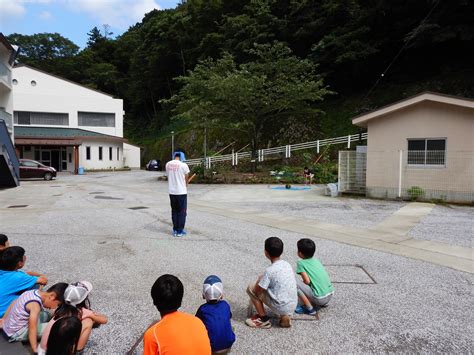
[14, 111, 68, 125]
[86, 147, 91, 160]
[109, 147, 113, 160]
[78, 112, 115, 127]
[407, 139, 446, 166]
[98, 146, 103, 160]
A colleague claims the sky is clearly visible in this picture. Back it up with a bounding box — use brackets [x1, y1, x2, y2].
[0, 0, 182, 48]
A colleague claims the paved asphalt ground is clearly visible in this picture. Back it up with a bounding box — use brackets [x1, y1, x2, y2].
[0, 171, 472, 354]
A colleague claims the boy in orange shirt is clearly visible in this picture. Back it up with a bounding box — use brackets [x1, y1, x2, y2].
[143, 274, 211, 355]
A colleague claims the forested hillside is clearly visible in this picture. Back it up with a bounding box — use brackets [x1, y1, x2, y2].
[7, 0, 474, 160]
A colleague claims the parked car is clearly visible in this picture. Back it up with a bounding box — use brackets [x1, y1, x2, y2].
[19, 159, 57, 180]
[146, 159, 162, 171]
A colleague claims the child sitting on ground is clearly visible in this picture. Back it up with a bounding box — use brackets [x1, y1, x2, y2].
[196, 275, 236, 354]
[39, 281, 108, 354]
[37, 302, 79, 355]
[1, 283, 68, 353]
[46, 316, 82, 355]
[0, 234, 10, 251]
[246, 237, 297, 329]
[0, 246, 48, 318]
[143, 274, 211, 354]
[295, 238, 334, 315]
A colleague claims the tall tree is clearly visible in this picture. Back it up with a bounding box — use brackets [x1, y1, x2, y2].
[165, 42, 332, 169]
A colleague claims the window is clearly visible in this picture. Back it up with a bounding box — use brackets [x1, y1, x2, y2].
[116, 147, 119, 161]
[31, 80, 37, 86]
[407, 138, 446, 166]
[98, 146, 103, 160]
[14, 111, 69, 126]
[12, 79, 18, 85]
[86, 146, 91, 160]
[78, 112, 115, 127]
[109, 147, 113, 161]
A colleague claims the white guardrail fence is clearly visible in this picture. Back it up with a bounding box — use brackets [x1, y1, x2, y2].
[185, 133, 368, 168]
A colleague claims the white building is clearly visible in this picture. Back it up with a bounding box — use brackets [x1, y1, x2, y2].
[12, 64, 141, 172]
[0, 34, 16, 139]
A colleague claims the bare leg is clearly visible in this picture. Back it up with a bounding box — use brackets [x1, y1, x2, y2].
[77, 318, 94, 351]
[299, 294, 312, 308]
[250, 297, 266, 317]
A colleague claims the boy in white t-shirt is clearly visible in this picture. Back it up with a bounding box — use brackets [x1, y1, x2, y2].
[165, 151, 191, 237]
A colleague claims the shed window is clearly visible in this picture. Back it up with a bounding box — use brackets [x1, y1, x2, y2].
[86, 146, 91, 160]
[407, 138, 446, 166]
[98, 146, 103, 160]
[109, 147, 113, 161]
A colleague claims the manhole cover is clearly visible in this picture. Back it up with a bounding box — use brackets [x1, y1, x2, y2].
[128, 206, 149, 210]
[325, 265, 376, 284]
[94, 196, 124, 200]
[89, 192, 105, 195]
[8, 205, 28, 208]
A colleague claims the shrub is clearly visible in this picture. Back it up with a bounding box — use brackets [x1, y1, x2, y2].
[407, 186, 425, 200]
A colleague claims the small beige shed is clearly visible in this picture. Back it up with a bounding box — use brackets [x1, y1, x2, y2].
[352, 92, 474, 203]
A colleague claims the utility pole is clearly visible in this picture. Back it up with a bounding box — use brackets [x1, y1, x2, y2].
[203, 126, 207, 169]
[171, 131, 175, 159]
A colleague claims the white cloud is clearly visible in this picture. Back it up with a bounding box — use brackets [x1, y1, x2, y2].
[38, 10, 52, 20]
[0, 1, 27, 18]
[67, 0, 161, 29]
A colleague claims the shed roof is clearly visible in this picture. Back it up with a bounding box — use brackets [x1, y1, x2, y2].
[352, 92, 474, 128]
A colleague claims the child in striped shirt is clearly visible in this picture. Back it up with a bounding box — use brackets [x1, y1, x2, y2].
[2, 283, 68, 353]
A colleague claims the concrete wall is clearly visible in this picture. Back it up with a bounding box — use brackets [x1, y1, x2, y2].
[123, 143, 141, 169]
[365, 101, 474, 203]
[12, 66, 123, 137]
[79, 140, 123, 170]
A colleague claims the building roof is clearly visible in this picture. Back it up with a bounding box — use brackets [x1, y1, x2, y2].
[0, 33, 14, 52]
[14, 126, 126, 145]
[352, 92, 474, 128]
[13, 64, 116, 98]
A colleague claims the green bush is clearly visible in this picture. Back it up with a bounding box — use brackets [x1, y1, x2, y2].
[310, 163, 338, 184]
[407, 186, 425, 200]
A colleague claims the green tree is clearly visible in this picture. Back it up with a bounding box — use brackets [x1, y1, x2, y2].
[165, 42, 332, 169]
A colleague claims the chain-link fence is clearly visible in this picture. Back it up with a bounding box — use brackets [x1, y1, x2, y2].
[339, 150, 474, 203]
[338, 151, 367, 194]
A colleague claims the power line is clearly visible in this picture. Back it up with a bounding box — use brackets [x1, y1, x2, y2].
[361, 0, 441, 107]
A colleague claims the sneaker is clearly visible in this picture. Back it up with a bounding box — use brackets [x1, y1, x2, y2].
[172, 230, 178, 237]
[295, 304, 306, 314]
[279, 315, 291, 328]
[179, 230, 187, 236]
[305, 307, 317, 316]
[245, 315, 271, 329]
[176, 233, 183, 237]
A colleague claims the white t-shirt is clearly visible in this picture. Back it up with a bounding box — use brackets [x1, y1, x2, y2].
[166, 159, 190, 195]
[258, 260, 297, 315]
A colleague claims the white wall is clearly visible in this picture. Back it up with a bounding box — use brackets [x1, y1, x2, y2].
[0, 44, 14, 140]
[79, 140, 123, 170]
[12, 66, 123, 137]
[123, 143, 141, 169]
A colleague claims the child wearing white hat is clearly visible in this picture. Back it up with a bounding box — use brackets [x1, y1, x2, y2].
[196, 275, 236, 354]
[38, 281, 108, 355]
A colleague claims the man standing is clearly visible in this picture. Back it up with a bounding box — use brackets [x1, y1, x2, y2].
[166, 151, 190, 237]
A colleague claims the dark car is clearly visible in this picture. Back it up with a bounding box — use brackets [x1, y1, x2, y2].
[19, 159, 57, 180]
[146, 159, 162, 171]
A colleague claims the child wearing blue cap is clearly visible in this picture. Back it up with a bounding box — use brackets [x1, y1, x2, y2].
[196, 275, 236, 354]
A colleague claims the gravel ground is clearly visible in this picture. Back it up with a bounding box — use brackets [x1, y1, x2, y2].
[408, 204, 474, 248]
[0, 171, 472, 354]
[231, 199, 405, 229]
